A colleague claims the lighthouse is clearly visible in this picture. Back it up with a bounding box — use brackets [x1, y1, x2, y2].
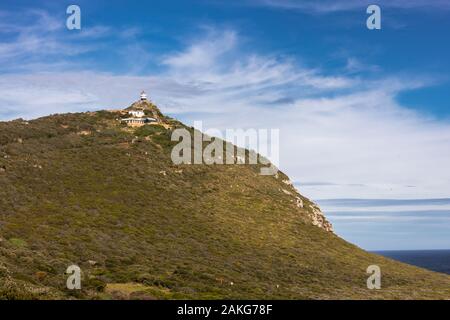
[140, 91, 148, 101]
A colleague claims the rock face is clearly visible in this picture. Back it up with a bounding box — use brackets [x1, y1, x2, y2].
[308, 203, 333, 233]
[279, 177, 333, 233]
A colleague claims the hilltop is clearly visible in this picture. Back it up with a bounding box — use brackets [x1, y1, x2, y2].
[0, 101, 449, 299]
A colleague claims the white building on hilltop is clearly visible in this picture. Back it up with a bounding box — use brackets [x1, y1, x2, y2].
[129, 110, 145, 118]
[121, 91, 156, 127]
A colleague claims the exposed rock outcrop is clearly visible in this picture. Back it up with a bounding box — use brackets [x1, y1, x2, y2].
[278, 176, 333, 233]
[308, 203, 333, 233]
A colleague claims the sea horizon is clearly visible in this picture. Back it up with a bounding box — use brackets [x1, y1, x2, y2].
[372, 249, 450, 275]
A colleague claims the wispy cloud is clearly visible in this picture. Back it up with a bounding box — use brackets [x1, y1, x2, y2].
[157, 28, 356, 115]
[248, 0, 450, 13]
[0, 9, 112, 70]
[317, 197, 450, 249]
[163, 29, 238, 69]
[317, 198, 450, 208]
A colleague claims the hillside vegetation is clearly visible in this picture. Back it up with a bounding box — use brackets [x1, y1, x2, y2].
[0, 107, 449, 299]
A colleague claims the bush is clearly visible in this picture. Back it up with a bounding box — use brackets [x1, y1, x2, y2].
[134, 125, 166, 137]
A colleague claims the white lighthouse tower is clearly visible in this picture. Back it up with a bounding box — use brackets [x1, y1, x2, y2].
[140, 91, 148, 101]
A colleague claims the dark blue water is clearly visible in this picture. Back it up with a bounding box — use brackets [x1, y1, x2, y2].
[373, 250, 450, 275]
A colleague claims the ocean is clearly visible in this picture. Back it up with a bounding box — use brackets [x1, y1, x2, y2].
[373, 250, 450, 275]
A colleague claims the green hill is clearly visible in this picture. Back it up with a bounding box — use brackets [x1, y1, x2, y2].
[0, 103, 449, 300]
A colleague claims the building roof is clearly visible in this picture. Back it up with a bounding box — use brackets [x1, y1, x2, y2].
[122, 117, 156, 122]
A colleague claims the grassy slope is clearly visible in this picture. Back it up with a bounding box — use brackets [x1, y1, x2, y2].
[0, 110, 449, 300]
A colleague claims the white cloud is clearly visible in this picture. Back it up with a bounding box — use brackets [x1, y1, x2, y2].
[0, 9, 112, 69]
[163, 29, 237, 69]
[248, 0, 450, 13]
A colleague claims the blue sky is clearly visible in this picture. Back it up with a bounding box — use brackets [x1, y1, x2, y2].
[1, 0, 450, 250]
